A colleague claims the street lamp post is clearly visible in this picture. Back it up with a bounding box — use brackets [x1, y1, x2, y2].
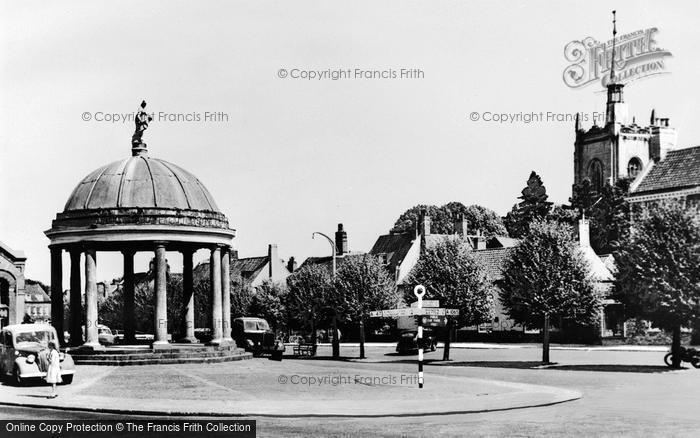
[312, 232, 340, 359]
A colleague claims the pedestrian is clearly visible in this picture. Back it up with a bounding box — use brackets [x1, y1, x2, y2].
[45, 341, 62, 398]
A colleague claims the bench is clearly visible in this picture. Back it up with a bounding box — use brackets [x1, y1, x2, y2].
[293, 343, 316, 357]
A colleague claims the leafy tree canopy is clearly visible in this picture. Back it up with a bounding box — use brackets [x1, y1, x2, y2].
[285, 265, 335, 338]
[614, 200, 700, 330]
[504, 171, 553, 238]
[570, 178, 631, 254]
[500, 220, 601, 328]
[333, 255, 399, 324]
[391, 202, 508, 236]
[406, 237, 494, 327]
[249, 280, 287, 332]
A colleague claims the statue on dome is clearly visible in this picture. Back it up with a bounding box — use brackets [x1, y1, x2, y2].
[132, 100, 153, 147]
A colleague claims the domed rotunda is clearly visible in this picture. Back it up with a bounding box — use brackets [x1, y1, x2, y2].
[45, 103, 235, 351]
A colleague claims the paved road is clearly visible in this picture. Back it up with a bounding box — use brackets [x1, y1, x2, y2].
[2, 345, 698, 437]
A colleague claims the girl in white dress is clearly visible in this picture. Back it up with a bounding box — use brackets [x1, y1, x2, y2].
[45, 341, 62, 398]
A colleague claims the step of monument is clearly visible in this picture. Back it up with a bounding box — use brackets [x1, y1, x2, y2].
[69, 345, 238, 357]
[72, 349, 246, 362]
[73, 351, 253, 366]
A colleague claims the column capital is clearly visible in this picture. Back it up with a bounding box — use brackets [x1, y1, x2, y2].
[121, 248, 137, 257]
[154, 241, 168, 248]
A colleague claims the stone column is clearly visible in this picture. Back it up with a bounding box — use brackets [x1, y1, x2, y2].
[122, 250, 136, 344]
[208, 246, 223, 345]
[50, 247, 64, 346]
[152, 243, 170, 349]
[69, 250, 82, 347]
[179, 248, 197, 343]
[83, 249, 101, 350]
[221, 247, 233, 345]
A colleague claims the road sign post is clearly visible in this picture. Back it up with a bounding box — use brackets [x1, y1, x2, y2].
[414, 285, 425, 389]
[369, 285, 459, 389]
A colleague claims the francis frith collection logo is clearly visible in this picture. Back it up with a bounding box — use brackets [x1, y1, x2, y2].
[563, 13, 672, 89]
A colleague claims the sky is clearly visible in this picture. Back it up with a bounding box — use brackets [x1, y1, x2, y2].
[1, 0, 699, 284]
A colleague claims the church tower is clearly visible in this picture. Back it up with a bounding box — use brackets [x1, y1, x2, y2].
[573, 11, 677, 194]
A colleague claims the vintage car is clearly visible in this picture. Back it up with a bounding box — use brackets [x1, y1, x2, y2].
[232, 317, 285, 358]
[396, 329, 437, 355]
[97, 325, 115, 346]
[0, 324, 75, 385]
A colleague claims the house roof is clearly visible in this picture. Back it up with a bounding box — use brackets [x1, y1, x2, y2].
[486, 236, 520, 249]
[24, 282, 50, 302]
[300, 253, 366, 271]
[369, 233, 416, 274]
[580, 246, 614, 282]
[471, 248, 514, 281]
[0, 241, 26, 261]
[233, 256, 269, 280]
[633, 146, 700, 194]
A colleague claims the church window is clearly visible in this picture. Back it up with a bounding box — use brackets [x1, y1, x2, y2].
[627, 157, 643, 178]
[587, 159, 604, 192]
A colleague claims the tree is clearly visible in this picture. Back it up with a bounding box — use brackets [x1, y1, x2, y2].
[98, 273, 184, 335]
[547, 204, 579, 228]
[285, 265, 334, 346]
[391, 202, 508, 236]
[249, 280, 287, 334]
[334, 255, 399, 359]
[570, 178, 630, 254]
[614, 201, 700, 368]
[406, 237, 495, 360]
[504, 171, 553, 238]
[500, 220, 600, 363]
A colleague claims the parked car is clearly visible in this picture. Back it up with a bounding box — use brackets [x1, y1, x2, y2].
[0, 323, 76, 385]
[135, 331, 154, 342]
[396, 329, 437, 355]
[97, 325, 115, 346]
[232, 317, 285, 358]
[112, 329, 124, 344]
[287, 334, 304, 344]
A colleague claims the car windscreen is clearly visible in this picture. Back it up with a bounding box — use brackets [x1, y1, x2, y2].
[243, 320, 270, 331]
[14, 330, 55, 347]
[98, 328, 112, 335]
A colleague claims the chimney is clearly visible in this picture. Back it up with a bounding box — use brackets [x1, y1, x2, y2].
[419, 209, 431, 253]
[268, 244, 281, 280]
[419, 210, 431, 237]
[335, 223, 348, 255]
[286, 256, 297, 273]
[453, 214, 468, 236]
[578, 218, 591, 248]
[472, 229, 487, 250]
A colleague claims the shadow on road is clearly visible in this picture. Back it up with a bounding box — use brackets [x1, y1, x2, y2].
[429, 361, 677, 373]
[544, 364, 676, 373]
[429, 361, 545, 369]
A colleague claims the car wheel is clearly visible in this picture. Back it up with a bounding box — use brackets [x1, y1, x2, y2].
[13, 366, 25, 386]
[62, 375, 74, 385]
[664, 353, 675, 368]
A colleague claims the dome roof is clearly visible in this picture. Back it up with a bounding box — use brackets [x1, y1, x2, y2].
[64, 155, 220, 212]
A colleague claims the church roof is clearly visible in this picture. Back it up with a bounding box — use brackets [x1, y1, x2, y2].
[633, 146, 700, 194]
